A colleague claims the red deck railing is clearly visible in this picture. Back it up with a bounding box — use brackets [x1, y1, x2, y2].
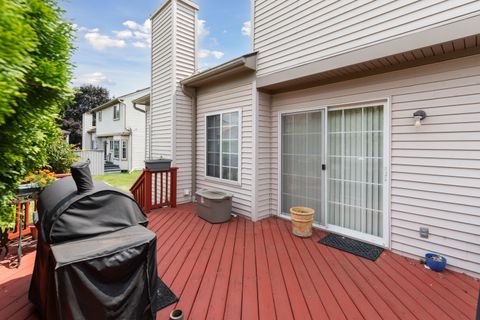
[130, 167, 178, 213]
[7, 201, 35, 240]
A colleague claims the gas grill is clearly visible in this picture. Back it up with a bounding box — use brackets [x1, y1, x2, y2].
[29, 162, 176, 319]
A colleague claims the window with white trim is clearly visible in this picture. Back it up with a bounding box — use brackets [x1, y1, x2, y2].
[113, 105, 120, 120]
[113, 141, 120, 160]
[206, 111, 240, 182]
[121, 140, 127, 160]
[98, 111, 102, 122]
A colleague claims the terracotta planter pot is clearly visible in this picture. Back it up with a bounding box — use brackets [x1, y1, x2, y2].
[30, 225, 38, 240]
[290, 207, 314, 238]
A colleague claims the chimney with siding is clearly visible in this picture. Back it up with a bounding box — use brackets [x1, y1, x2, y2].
[148, 0, 198, 203]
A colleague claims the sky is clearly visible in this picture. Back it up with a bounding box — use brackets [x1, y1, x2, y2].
[60, 0, 252, 97]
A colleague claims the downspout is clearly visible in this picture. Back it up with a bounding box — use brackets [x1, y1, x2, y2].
[181, 84, 197, 200]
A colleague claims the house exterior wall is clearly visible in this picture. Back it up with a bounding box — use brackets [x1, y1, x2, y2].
[81, 113, 94, 149]
[125, 102, 147, 171]
[256, 91, 272, 220]
[150, 0, 197, 203]
[95, 103, 125, 137]
[196, 72, 256, 218]
[173, 0, 196, 203]
[145, 105, 151, 160]
[266, 54, 480, 277]
[253, 0, 480, 76]
[150, 1, 174, 160]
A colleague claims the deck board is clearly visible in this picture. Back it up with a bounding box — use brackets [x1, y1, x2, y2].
[0, 203, 478, 320]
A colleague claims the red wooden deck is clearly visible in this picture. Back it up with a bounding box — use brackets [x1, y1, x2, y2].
[1, 203, 478, 320]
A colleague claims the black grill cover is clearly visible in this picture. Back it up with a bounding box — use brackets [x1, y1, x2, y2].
[37, 176, 147, 243]
[30, 226, 161, 319]
[29, 172, 176, 319]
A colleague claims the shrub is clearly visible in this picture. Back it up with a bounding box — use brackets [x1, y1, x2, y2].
[45, 134, 78, 173]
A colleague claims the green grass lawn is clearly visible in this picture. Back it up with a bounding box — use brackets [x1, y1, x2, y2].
[93, 171, 142, 191]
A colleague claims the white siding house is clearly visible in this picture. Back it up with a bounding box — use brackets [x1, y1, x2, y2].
[82, 88, 149, 172]
[148, 0, 480, 277]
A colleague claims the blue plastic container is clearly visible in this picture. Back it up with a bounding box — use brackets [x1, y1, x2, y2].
[425, 253, 447, 272]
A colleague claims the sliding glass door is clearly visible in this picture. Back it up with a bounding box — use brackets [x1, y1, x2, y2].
[281, 110, 324, 225]
[280, 104, 385, 242]
[327, 105, 384, 238]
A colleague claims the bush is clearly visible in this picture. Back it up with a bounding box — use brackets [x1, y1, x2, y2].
[45, 134, 78, 173]
[0, 203, 16, 232]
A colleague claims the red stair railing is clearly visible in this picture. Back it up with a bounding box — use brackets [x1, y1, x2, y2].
[130, 167, 177, 213]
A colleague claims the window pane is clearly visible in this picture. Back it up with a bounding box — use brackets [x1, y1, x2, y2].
[122, 141, 127, 159]
[113, 141, 119, 159]
[221, 111, 240, 181]
[222, 168, 230, 180]
[208, 112, 240, 182]
[230, 154, 238, 167]
[222, 153, 230, 166]
[206, 115, 220, 178]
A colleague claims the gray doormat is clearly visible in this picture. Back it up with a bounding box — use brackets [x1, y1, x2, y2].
[319, 233, 384, 261]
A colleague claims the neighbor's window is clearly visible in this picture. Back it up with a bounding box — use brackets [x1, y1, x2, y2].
[98, 111, 102, 122]
[121, 140, 127, 160]
[113, 105, 120, 120]
[113, 141, 120, 160]
[206, 111, 240, 182]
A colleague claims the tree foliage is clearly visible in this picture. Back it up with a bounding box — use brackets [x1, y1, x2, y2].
[61, 84, 110, 145]
[0, 0, 74, 228]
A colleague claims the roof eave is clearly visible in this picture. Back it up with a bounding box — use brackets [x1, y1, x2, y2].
[132, 93, 150, 105]
[90, 98, 123, 113]
[182, 52, 257, 88]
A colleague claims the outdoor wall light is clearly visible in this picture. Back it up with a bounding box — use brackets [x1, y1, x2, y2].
[413, 110, 426, 128]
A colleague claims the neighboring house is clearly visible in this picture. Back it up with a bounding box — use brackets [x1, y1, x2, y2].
[147, 0, 480, 277]
[82, 88, 150, 172]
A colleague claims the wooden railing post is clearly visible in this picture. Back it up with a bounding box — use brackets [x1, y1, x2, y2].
[144, 169, 152, 213]
[170, 167, 177, 208]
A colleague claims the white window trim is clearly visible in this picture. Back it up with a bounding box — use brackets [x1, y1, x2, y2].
[113, 105, 120, 121]
[98, 110, 102, 122]
[276, 98, 391, 248]
[204, 108, 242, 186]
[121, 140, 128, 161]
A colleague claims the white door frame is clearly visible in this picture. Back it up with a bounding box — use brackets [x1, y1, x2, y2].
[277, 99, 391, 248]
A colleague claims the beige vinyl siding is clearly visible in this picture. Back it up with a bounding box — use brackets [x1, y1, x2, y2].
[151, 1, 174, 159]
[173, 0, 196, 203]
[269, 54, 480, 277]
[150, 0, 197, 203]
[196, 73, 255, 218]
[126, 106, 146, 171]
[254, 0, 480, 76]
[145, 105, 151, 159]
[256, 91, 273, 220]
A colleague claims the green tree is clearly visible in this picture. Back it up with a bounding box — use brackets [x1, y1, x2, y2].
[0, 0, 74, 229]
[61, 84, 110, 145]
